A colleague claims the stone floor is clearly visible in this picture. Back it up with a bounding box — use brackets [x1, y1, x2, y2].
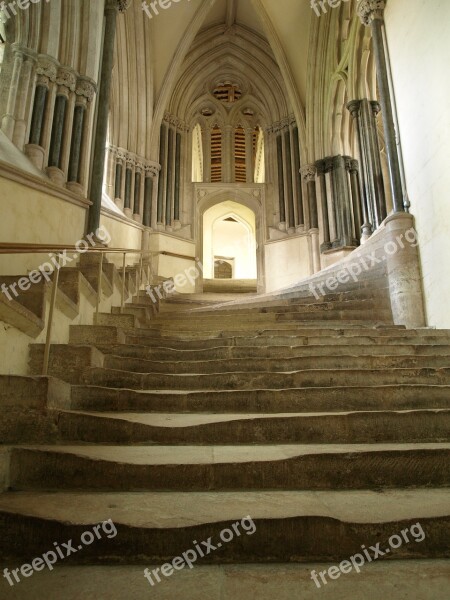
[1, 561, 449, 599]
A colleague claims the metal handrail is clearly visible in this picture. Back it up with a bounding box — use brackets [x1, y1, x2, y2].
[0, 244, 158, 375]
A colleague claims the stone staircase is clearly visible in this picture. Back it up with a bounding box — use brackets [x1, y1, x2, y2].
[1, 272, 450, 597]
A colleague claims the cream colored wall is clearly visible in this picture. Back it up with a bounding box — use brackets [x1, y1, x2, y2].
[385, 0, 450, 328]
[99, 211, 143, 270]
[264, 235, 311, 293]
[203, 201, 257, 279]
[149, 232, 198, 293]
[0, 172, 87, 275]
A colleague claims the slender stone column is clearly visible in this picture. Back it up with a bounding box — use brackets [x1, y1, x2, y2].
[12, 48, 36, 150]
[67, 104, 85, 182]
[358, 0, 405, 213]
[157, 123, 167, 225]
[276, 134, 286, 227]
[71, 78, 96, 195]
[133, 165, 142, 221]
[165, 126, 174, 228]
[114, 161, 123, 202]
[315, 160, 331, 251]
[346, 158, 363, 243]
[29, 85, 48, 146]
[245, 127, 254, 183]
[124, 158, 133, 212]
[223, 125, 233, 183]
[25, 58, 57, 169]
[201, 126, 211, 183]
[1, 46, 24, 139]
[143, 164, 159, 228]
[301, 164, 318, 230]
[283, 128, 295, 232]
[47, 67, 77, 185]
[347, 99, 386, 229]
[292, 125, 304, 231]
[87, 0, 130, 236]
[174, 131, 182, 226]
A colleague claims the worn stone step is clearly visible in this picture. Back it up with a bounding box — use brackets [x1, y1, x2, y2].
[0, 489, 448, 563]
[1, 561, 448, 600]
[9, 444, 450, 492]
[103, 354, 450, 375]
[96, 342, 450, 362]
[56, 409, 450, 444]
[124, 332, 450, 350]
[96, 313, 139, 329]
[71, 384, 450, 413]
[80, 366, 450, 391]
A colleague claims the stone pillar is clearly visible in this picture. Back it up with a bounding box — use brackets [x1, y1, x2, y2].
[47, 67, 77, 185]
[1, 45, 24, 139]
[347, 98, 386, 229]
[276, 134, 286, 228]
[70, 77, 96, 195]
[315, 160, 331, 251]
[301, 164, 318, 230]
[333, 155, 354, 248]
[174, 131, 182, 227]
[114, 161, 123, 205]
[245, 127, 254, 183]
[223, 125, 233, 183]
[25, 58, 57, 170]
[292, 125, 304, 231]
[133, 164, 143, 221]
[157, 123, 167, 226]
[87, 0, 130, 236]
[358, 0, 405, 213]
[202, 126, 211, 183]
[143, 163, 159, 229]
[284, 128, 295, 233]
[12, 48, 36, 150]
[124, 156, 134, 215]
[347, 158, 364, 243]
[165, 126, 174, 228]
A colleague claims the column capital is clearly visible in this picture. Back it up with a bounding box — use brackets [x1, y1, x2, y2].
[56, 67, 77, 94]
[144, 161, 161, 178]
[75, 76, 97, 104]
[36, 56, 58, 87]
[301, 164, 317, 182]
[371, 100, 381, 116]
[105, 0, 132, 13]
[358, 0, 386, 26]
[346, 99, 361, 118]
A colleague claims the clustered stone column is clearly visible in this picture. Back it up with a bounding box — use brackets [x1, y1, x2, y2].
[23, 56, 96, 192]
[357, 0, 405, 214]
[347, 99, 386, 232]
[315, 156, 361, 252]
[87, 0, 131, 237]
[156, 114, 187, 231]
[108, 144, 160, 226]
[269, 117, 304, 233]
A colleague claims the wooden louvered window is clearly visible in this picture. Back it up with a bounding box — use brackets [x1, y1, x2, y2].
[211, 126, 222, 182]
[234, 127, 246, 183]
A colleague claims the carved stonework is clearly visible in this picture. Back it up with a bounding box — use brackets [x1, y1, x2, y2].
[346, 99, 361, 119]
[266, 115, 294, 134]
[163, 112, 189, 132]
[358, 0, 386, 26]
[371, 101, 381, 117]
[144, 162, 161, 178]
[36, 57, 58, 87]
[105, 0, 131, 12]
[75, 77, 97, 103]
[301, 164, 317, 182]
[56, 67, 77, 93]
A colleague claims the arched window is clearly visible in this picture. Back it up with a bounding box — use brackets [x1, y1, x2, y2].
[191, 123, 203, 182]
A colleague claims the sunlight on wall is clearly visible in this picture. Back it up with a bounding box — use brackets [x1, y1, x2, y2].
[203, 200, 257, 279]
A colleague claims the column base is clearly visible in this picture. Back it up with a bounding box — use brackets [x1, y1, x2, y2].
[114, 198, 124, 211]
[24, 144, 46, 171]
[173, 220, 182, 230]
[287, 227, 296, 235]
[66, 182, 84, 196]
[296, 224, 306, 233]
[46, 166, 66, 186]
[123, 207, 132, 218]
[133, 213, 142, 224]
[278, 221, 287, 231]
